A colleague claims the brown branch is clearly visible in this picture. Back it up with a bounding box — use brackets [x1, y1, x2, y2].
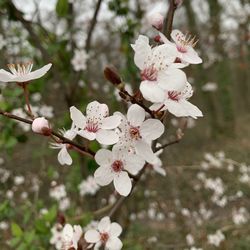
[0, 110, 95, 158]
[164, 0, 178, 39]
[155, 138, 180, 152]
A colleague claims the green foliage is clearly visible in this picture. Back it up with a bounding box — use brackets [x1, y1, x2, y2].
[56, 0, 69, 18]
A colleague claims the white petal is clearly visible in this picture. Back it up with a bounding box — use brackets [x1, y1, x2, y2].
[127, 104, 145, 127]
[182, 46, 202, 64]
[110, 223, 122, 238]
[94, 166, 113, 186]
[124, 155, 145, 175]
[106, 237, 123, 250]
[171, 29, 185, 45]
[131, 35, 151, 70]
[70, 106, 87, 128]
[140, 119, 165, 140]
[96, 130, 119, 145]
[20, 63, 52, 82]
[62, 224, 73, 241]
[98, 216, 111, 232]
[58, 147, 72, 165]
[95, 149, 113, 166]
[151, 43, 177, 65]
[158, 67, 187, 91]
[164, 99, 187, 117]
[84, 229, 100, 243]
[0, 69, 15, 82]
[78, 130, 96, 141]
[159, 32, 173, 45]
[140, 81, 165, 103]
[86, 101, 109, 119]
[135, 140, 157, 164]
[113, 172, 132, 196]
[180, 100, 203, 119]
[101, 115, 121, 129]
[153, 165, 166, 176]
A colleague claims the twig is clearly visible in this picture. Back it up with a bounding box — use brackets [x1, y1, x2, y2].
[0, 110, 95, 158]
[22, 83, 34, 119]
[155, 138, 180, 152]
[164, 0, 178, 39]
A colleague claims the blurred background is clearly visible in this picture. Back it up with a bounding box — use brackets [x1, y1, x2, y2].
[0, 0, 249, 249]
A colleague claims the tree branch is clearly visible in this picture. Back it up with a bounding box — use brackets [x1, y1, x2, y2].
[164, 0, 178, 39]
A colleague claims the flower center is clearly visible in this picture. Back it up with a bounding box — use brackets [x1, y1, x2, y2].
[177, 45, 187, 53]
[85, 121, 99, 133]
[111, 160, 123, 172]
[129, 127, 141, 140]
[100, 232, 109, 243]
[168, 91, 181, 101]
[7, 62, 33, 76]
[140, 66, 158, 81]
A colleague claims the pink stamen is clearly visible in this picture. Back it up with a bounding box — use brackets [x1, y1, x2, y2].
[141, 66, 158, 81]
[112, 160, 123, 172]
[85, 121, 99, 132]
[129, 127, 141, 140]
[168, 91, 181, 101]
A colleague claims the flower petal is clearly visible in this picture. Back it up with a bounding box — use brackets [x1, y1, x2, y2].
[98, 216, 111, 232]
[95, 149, 113, 166]
[127, 104, 145, 127]
[101, 115, 121, 129]
[106, 237, 123, 250]
[96, 130, 119, 145]
[140, 119, 165, 140]
[180, 100, 203, 119]
[140, 81, 165, 103]
[135, 140, 157, 164]
[70, 106, 87, 128]
[113, 171, 132, 196]
[94, 166, 113, 186]
[84, 229, 100, 243]
[110, 223, 122, 238]
[86, 101, 109, 120]
[58, 147, 72, 165]
[62, 224, 73, 241]
[124, 155, 145, 175]
[182, 46, 202, 64]
[0, 69, 15, 82]
[78, 130, 96, 141]
[171, 29, 185, 45]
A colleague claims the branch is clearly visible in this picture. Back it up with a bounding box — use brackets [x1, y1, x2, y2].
[164, 0, 178, 39]
[0, 110, 95, 158]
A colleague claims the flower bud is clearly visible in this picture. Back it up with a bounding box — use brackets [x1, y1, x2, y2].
[149, 13, 164, 30]
[104, 66, 122, 86]
[32, 117, 51, 136]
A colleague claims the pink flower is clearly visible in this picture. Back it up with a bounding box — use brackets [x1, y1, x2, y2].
[149, 13, 164, 30]
[32, 117, 51, 135]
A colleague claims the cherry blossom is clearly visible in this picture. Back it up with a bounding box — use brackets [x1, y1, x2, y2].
[0, 62, 52, 83]
[62, 224, 83, 250]
[84, 216, 123, 250]
[150, 82, 203, 119]
[50, 128, 77, 165]
[131, 35, 187, 102]
[149, 13, 164, 30]
[115, 104, 164, 164]
[70, 101, 121, 145]
[32, 117, 51, 135]
[94, 146, 145, 196]
[159, 30, 202, 64]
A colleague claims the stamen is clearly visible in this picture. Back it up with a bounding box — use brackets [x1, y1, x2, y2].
[7, 62, 33, 76]
[111, 160, 123, 173]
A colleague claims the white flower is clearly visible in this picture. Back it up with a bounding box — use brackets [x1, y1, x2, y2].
[70, 101, 121, 145]
[39, 105, 54, 118]
[71, 49, 89, 71]
[94, 146, 145, 196]
[150, 82, 203, 119]
[49, 184, 67, 201]
[151, 143, 166, 176]
[149, 13, 164, 30]
[232, 207, 248, 225]
[160, 30, 202, 64]
[59, 197, 70, 211]
[78, 176, 100, 196]
[32, 117, 51, 135]
[14, 175, 25, 185]
[0, 221, 9, 230]
[50, 223, 63, 250]
[84, 216, 123, 250]
[50, 128, 77, 166]
[207, 230, 225, 247]
[115, 104, 164, 164]
[0, 62, 52, 83]
[62, 224, 83, 250]
[131, 35, 187, 103]
[202, 82, 218, 92]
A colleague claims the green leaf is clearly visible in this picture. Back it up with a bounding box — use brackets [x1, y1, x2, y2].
[35, 219, 47, 234]
[43, 205, 57, 223]
[56, 0, 69, 17]
[11, 223, 23, 237]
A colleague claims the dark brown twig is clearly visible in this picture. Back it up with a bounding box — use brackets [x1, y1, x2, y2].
[164, 0, 178, 39]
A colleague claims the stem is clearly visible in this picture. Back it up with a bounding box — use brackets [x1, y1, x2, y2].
[22, 83, 34, 119]
[155, 138, 180, 152]
[0, 110, 95, 158]
[164, 0, 178, 39]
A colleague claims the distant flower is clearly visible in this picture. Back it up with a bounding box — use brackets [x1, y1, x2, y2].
[78, 176, 100, 196]
[70, 101, 121, 145]
[39, 105, 54, 118]
[0, 62, 52, 83]
[151, 144, 166, 176]
[202, 82, 218, 92]
[207, 230, 225, 247]
[94, 146, 145, 196]
[149, 13, 164, 30]
[59, 197, 70, 211]
[71, 49, 89, 71]
[150, 82, 203, 119]
[49, 184, 67, 201]
[232, 207, 248, 225]
[12, 108, 30, 131]
[31, 92, 42, 102]
[0, 221, 9, 230]
[62, 224, 83, 250]
[160, 30, 202, 64]
[131, 35, 186, 103]
[14, 175, 25, 185]
[84, 216, 123, 250]
[115, 104, 164, 164]
[50, 128, 77, 166]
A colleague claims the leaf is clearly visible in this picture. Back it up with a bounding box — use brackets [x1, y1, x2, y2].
[56, 0, 69, 17]
[43, 205, 57, 223]
[11, 223, 23, 237]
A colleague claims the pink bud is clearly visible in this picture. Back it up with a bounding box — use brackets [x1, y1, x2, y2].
[149, 13, 164, 30]
[32, 117, 51, 136]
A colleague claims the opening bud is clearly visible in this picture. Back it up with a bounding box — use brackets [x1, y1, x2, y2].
[104, 66, 124, 90]
[149, 13, 164, 31]
[32, 117, 51, 136]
